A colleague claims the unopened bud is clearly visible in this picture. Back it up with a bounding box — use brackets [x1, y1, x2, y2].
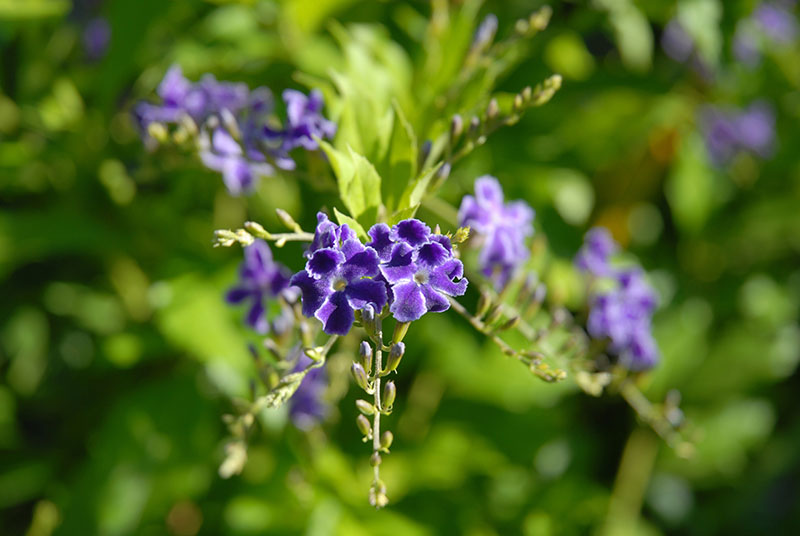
[385, 342, 405, 373]
[450, 114, 463, 140]
[393, 322, 410, 344]
[244, 221, 269, 238]
[356, 414, 372, 438]
[380, 430, 394, 451]
[515, 18, 530, 35]
[370, 451, 382, 467]
[275, 208, 301, 232]
[513, 93, 524, 111]
[147, 122, 168, 143]
[361, 304, 376, 336]
[220, 108, 241, 140]
[484, 303, 504, 326]
[475, 290, 492, 318]
[382, 381, 396, 410]
[356, 399, 375, 415]
[497, 316, 520, 332]
[487, 98, 499, 120]
[419, 139, 432, 169]
[469, 116, 481, 136]
[530, 6, 552, 31]
[359, 341, 373, 375]
[351, 362, 370, 391]
[521, 86, 532, 102]
[178, 113, 198, 137]
[436, 162, 451, 181]
[472, 13, 498, 50]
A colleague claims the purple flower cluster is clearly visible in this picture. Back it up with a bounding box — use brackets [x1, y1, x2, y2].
[226, 240, 295, 334]
[135, 65, 335, 195]
[699, 101, 775, 165]
[291, 213, 468, 334]
[288, 350, 328, 430]
[576, 228, 659, 370]
[458, 176, 534, 289]
[733, 1, 798, 66]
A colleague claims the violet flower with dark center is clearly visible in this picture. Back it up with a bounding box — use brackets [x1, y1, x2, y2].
[576, 228, 659, 370]
[291, 213, 387, 335]
[376, 219, 468, 323]
[458, 176, 534, 289]
[226, 240, 294, 334]
[288, 350, 328, 430]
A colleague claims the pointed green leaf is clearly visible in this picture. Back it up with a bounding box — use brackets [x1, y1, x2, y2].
[379, 101, 418, 212]
[333, 207, 368, 240]
[398, 162, 443, 211]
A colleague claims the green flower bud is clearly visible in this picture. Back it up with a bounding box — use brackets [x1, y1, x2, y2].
[359, 341, 373, 375]
[356, 399, 375, 415]
[351, 362, 370, 391]
[356, 414, 372, 438]
[380, 430, 394, 452]
[382, 381, 396, 411]
[385, 342, 405, 374]
[370, 452, 382, 467]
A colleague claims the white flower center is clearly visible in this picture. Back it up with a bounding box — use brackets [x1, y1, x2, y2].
[414, 270, 429, 285]
[332, 276, 347, 291]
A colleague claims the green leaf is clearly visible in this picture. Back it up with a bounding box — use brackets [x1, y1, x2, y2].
[388, 204, 420, 226]
[0, 0, 70, 19]
[398, 162, 443, 211]
[379, 101, 418, 212]
[319, 141, 382, 222]
[333, 207, 368, 240]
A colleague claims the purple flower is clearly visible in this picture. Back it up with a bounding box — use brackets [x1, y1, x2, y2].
[279, 89, 337, 152]
[699, 102, 775, 165]
[291, 213, 387, 335]
[226, 240, 294, 334]
[733, 23, 762, 66]
[83, 17, 110, 61]
[458, 176, 534, 289]
[288, 350, 328, 430]
[576, 228, 659, 370]
[575, 227, 617, 277]
[661, 18, 694, 63]
[376, 219, 468, 323]
[200, 129, 274, 196]
[755, 2, 798, 44]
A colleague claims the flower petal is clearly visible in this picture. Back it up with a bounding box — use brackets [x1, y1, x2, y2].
[390, 219, 430, 247]
[474, 175, 504, 206]
[225, 287, 251, 304]
[290, 270, 330, 317]
[306, 247, 345, 279]
[416, 240, 449, 268]
[345, 279, 388, 311]
[381, 242, 416, 284]
[341, 247, 380, 281]
[389, 281, 426, 322]
[420, 283, 450, 313]
[429, 259, 468, 296]
[315, 291, 355, 335]
[366, 223, 394, 260]
[246, 299, 269, 334]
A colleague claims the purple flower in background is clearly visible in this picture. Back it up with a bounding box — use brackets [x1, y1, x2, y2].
[755, 2, 799, 43]
[83, 17, 110, 61]
[291, 213, 387, 335]
[576, 228, 660, 370]
[377, 219, 468, 323]
[279, 89, 337, 152]
[458, 176, 534, 289]
[288, 350, 328, 430]
[661, 18, 694, 63]
[200, 129, 274, 196]
[575, 227, 617, 277]
[226, 240, 294, 334]
[735, 101, 776, 157]
[472, 13, 498, 49]
[699, 102, 775, 165]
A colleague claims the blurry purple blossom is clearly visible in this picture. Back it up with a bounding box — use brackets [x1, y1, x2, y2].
[661, 18, 694, 63]
[755, 2, 799, 43]
[226, 240, 294, 334]
[699, 101, 775, 165]
[83, 17, 110, 61]
[458, 176, 534, 289]
[288, 350, 328, 430]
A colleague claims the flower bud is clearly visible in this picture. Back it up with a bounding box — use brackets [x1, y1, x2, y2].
[486, 98, 499, 120]
[452, 226, 470, 244]
[469, 116, 481, 136]
[513, 93, 524, 111]
[275, 208, 301, 232]
[351, 362, 370, 391]
[380, 430, 394, 451]
[393, 322, 410, 344]
[361, 304, 376, 337]
[475, 290, 492, 319]
[382, 381, 396, 410]
[419, 139, 432, 170]
[436, 162, 451, 181]
[385, 342, 405, 373]
[244, 220, 269, 238]
[450, 114, 463, 140]
[356, 399, 375, 415]
[356, 414, 372, 438]
[370, 452, 382, 467]
[359, 341, 373, 375]
[497, 316, 520, 332]
[521, 86, 532, 102]
[147, 122, 168, 143]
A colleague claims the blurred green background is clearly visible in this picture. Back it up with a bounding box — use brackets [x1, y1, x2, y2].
[2, 0, 800, 534]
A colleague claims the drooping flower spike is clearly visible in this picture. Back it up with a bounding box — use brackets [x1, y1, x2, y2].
[458, 175, 534, 289]
[226, 240, 295, 334]
[576, 228, 659, 370]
